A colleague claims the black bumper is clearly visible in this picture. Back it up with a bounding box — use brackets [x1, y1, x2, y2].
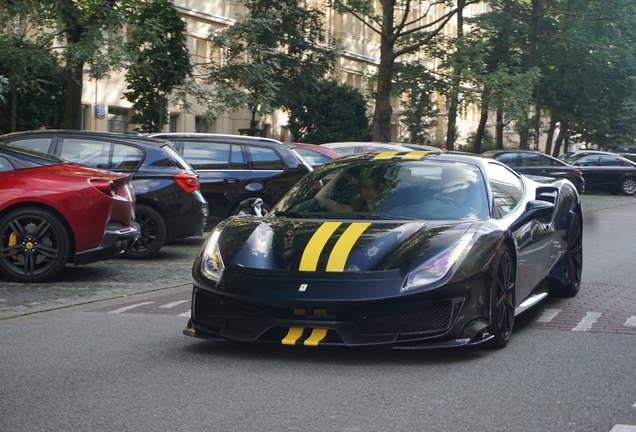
[74, 222, 140, 265]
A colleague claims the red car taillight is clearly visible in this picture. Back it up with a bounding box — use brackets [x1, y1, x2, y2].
[573, 168, 583, 176]
[90, 179, 116, 197]
[175, 173, 199, 193]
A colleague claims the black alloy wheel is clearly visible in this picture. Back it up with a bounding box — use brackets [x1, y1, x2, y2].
[552, 212, 583, 297]
[619, 177, 636, 196]
[487, 246, 516, 348]
[124, 204, 166, 260]
[0, 208, 70, 283]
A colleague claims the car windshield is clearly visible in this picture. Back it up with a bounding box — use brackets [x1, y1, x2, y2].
[274, 158, 489, 220]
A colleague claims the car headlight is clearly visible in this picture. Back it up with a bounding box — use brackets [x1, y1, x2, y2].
[401, 233, 475, 292]
[201, 227, 225, 282]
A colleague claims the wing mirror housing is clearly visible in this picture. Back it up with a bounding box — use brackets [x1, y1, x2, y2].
[238, 197, 268, 217]
[510, 200, 554, 232]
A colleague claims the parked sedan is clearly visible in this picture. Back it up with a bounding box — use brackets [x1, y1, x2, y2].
[559, 150, 616, 164]
[0, 130, 209, 259]
[482, 149, 585, 193]
[149, 133, 312, 227]
[571, 154, 636, 195]
[0, 143, 139, 282]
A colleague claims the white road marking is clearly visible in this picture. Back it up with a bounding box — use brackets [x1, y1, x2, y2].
[536, 308, 562, 323]
[623, 316, 636, 328]
[633, 400, 636, 408]
[159, 300, 189, 309]
[178, 310, 191, 317]
[108, 302, 155, 314]
[572, 312, 602, 331]
[610, 426, 636, 432]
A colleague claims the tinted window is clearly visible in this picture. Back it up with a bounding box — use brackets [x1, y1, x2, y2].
[0, 156, 14, 171]
[60, 138, 111, 168]
[182, 142, 231, 169]
[161, 144, 193, 170]
[230, 145, 246, 168]
[520, 153, 544, 167]
[574, 156, 598, 166]
[495, 153, 518, 167]
[296, 148, 331, 167]
[111, 144, 143, 170]
[8, 138, 53, 154]
[600, 156, 629, 166]
[247, 146, 284, 170]
[486, 163, 523, 218]
[332, 146, 357, 156]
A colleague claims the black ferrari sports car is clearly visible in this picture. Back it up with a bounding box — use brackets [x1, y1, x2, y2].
[184, 151, 583, 349]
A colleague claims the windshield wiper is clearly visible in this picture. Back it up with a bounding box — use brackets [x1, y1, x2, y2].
[357, 213, 419, 221]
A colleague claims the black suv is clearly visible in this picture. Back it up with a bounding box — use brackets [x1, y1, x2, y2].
[0, 130, 209, 259]
[149, 133, 312, 227]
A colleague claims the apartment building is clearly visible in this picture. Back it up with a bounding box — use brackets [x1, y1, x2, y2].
[81, 1, 491, 146]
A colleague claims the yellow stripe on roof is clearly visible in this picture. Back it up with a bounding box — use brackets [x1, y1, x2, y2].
[373, 152, 400, 160]
[326, 222, 371, 272]
[299, 222, 342, 271]
[402, 151, 430, 160]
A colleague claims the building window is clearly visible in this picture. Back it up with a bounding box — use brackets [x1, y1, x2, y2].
[108, 107, 128, 134]
[195, 116, 208, 133]
[170, 114, 179, 132]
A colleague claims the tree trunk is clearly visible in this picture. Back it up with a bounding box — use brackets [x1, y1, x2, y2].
[495, 109, 504, 150]
[544, 102, 558, 156]
[63, 61, 84, 130]
[552, 120, 567, 157]
[372, 6, 396, 143]
[473, 94, 489, 154]
[10, 88, 17, 132]
[520, 0, 541, 150]
[444, 0, 465, 151]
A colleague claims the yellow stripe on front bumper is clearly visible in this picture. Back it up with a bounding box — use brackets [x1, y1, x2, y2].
[402, 151, 429, 160]
[299, 222, 342, 271]
[304, 328, 328, 346]
[326, 222, 371, 272]
[282, 327, 304, 345]
[373, 152, 400, 160]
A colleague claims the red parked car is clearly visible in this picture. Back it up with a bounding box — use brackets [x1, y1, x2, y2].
[0, 143, 139, 282]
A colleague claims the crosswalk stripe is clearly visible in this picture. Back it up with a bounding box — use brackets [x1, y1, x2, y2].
[536, 308, 562, 323]
[572, 312, 602, 331]
[178, 310, 191, 317]
[108, 302, 155, 314]
[159, 300, 189, 308]
[610, 425, 636, 432]
[623, 316, 636, 328]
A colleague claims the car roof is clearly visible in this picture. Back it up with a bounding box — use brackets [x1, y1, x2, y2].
[0, 130, 168, 146]
[148, 132, 283, 146]
[322, 142, 412, 150]
[337, 149, 493, 171]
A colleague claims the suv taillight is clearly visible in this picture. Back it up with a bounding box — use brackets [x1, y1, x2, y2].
[175, 173, 199, 193]
[90, 179, 116, 197]
[573, 168, 583, 176]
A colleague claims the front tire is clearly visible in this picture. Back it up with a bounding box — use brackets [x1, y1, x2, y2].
[487, 245, 516, 348]
[124, 204, 166, 260]
[0, 207, 70, 283]
[620, 177, 636, 196]
[551, 212, 583, 297]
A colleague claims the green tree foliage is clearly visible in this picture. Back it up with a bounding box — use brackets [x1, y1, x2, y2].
[206, 0, 337, 135]
[0, 2, 65, 132]
[123, 0, 191, 133]
[42, 0, 133, 129]
[391, 62, 438, 145]
[287, 79, 372, 144]
[330, 0, 479, 143]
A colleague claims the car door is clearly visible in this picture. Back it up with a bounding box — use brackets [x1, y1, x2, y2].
[598, 156, 634, 191]
[573, 156, 604, 191]
[244, 144, 301, 205]
[177, 140, 250, 225]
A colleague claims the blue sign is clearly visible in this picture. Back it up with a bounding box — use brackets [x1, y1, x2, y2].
[95, 104, 105, 119]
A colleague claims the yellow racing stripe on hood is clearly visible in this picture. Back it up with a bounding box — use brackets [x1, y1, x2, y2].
[326, 222, 371, 272]
[299, 222, 342, 271]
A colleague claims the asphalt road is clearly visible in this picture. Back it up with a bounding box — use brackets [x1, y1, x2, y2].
[1, 193, 635, 432]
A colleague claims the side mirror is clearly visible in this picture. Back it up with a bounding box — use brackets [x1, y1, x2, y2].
[509, 200, 554, 232]
[238, 197, 268, 217]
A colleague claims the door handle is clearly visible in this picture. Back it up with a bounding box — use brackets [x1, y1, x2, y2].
[224, 178, 240, 184]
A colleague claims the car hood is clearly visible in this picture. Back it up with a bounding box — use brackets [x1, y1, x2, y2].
[217, 216, 476, 273]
